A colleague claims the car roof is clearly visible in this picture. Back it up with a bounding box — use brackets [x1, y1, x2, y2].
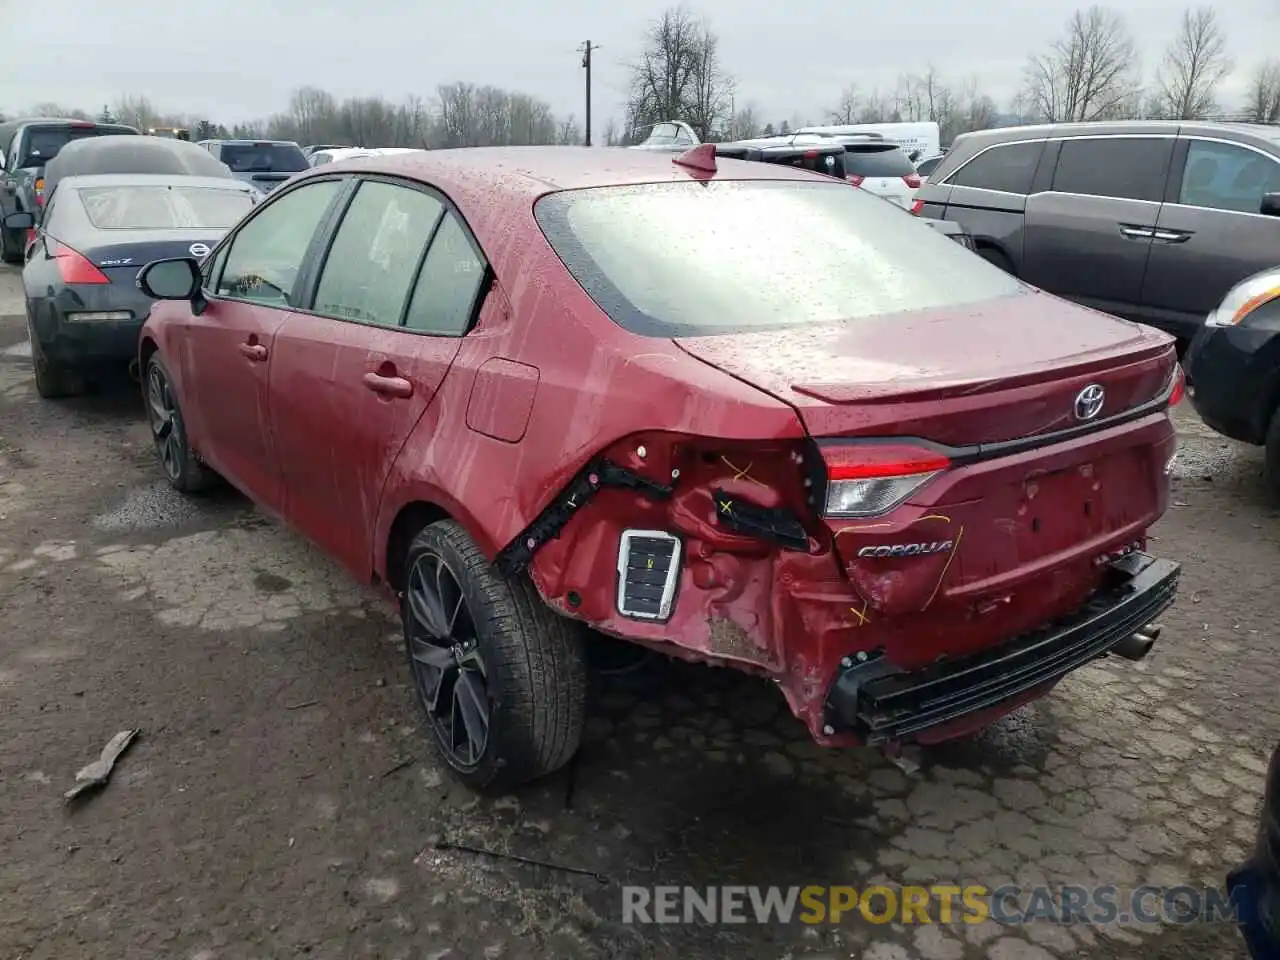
[0, 118, 138, 152]
[315, 145, 826, 200]
[213, 139, 301, 146]
[57, 173, 255, 191]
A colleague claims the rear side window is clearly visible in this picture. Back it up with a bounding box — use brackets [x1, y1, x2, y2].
[313, 181, 444, 327]
[1178, 139, 1280, 213]
[1051, 137, 1171, 203]
[916, 155, 945, 177]
[404, 213, 488, 335]
[949, 141, 1043, 194]
[219, 143, 309, 174]
[78, 185, 253, 230]
[536, 180, 1024, 337]
[843, 146, 916, 178]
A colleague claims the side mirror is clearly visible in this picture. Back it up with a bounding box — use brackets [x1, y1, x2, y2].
[3, 210, 34, 230]
[1261, 193, 1280, 218]
[137, 258, 202, 300]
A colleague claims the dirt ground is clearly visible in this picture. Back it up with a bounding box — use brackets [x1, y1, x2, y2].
[0, 263, 1274, 960]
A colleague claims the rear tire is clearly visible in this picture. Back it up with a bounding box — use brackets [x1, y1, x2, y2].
[144, 355, 218, 494]
[977, 247, 1015, 275]
[1262, 406, 1280, 502]
[27, 316, 82, 399]
[401, 520, 587, 791]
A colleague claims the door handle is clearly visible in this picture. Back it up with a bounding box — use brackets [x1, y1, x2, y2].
[362, 371, 413, 398]
[1152, 229, 1191, 244]
[1118, 225, 1154, 239]
[238, 342, 268, 361]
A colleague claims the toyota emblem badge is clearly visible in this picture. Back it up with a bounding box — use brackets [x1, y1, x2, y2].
[189, 242, 211, 258]
[1074, 383, 1105, 421]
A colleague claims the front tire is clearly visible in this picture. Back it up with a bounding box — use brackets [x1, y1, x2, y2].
[402, 520, 587, 791]
[144, 355, 217, 494]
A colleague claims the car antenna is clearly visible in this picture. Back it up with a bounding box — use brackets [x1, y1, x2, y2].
[673, 143, 717, 175]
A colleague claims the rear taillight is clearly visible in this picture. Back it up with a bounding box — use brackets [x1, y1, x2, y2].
[34, 177, 44, 206]
[903, 173, 922, 189]
[51, 241, 110, 285]
[847, 175, 865, 187]
[820, 442, 951, 518]
[1168, 363, 1186, 407]
[909, 199, 925, 215]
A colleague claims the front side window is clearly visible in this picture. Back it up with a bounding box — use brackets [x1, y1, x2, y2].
[949, 141, 1043, 194]
[403, 212, 488, 335]
[1051, 137, 1171, 203]
[216, 178, 342, 305]
[77, 185, 253, 230]
[535, 180, 1024, 337]
[312, 180, 444, 326]
[1179, 140, 1280, 213]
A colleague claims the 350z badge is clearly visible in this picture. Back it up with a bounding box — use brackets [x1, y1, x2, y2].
[856, 540, 954, 558]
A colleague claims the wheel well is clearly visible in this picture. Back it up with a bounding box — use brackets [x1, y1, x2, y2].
[384, 501, 451, 591]
[138, 336, 158, 371]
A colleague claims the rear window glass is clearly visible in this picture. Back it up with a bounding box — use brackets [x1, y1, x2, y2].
[536, 180, 1024, 337]
[843, 146, 916, 177]
[20, 126, 132, 166]
[78, 185, 254, 230]
[219, 143, 309, 173]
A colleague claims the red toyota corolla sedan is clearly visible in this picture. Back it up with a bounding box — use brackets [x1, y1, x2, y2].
[134, 144, 1183, 790]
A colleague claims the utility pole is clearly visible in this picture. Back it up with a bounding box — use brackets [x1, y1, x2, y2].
[580, 41, 600, 146]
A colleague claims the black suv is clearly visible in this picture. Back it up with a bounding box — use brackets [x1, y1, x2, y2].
[0, 118, 139, 263]
[915, 120, 1280, 345]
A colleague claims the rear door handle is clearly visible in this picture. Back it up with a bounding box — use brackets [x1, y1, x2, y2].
[362, 372, 413, 398]
[1119, 225, 1154, 239]
[1152, 229, 1191, 244]
[238, 342, 267, 361]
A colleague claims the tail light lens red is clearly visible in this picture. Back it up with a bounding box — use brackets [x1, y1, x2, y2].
[903, 173, 922, 189]
[820, 442, 951, 518]
[51, 241, 110, 285]
[1168, 363, 1186, 407]
[909, 199, 925, 215]
[847, 175, 865, 187]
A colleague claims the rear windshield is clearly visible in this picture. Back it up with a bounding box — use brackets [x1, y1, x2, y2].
[535, 180, 1023, 337]
[78, 185, 254, 230]
[19, 125, 134, 167]
[843, 145, 917, 177]
[219, 143, 308, 173]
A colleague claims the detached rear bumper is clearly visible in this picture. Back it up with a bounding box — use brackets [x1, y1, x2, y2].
[824, 552, 1180, 744]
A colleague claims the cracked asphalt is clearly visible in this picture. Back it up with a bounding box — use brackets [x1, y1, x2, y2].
[0, 262, 1272, 960]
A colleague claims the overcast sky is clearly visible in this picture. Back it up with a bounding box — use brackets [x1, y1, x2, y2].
[3, 0, 1276, 137]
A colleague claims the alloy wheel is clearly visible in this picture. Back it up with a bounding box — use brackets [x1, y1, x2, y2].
[146, 365, 182, 482]
[405, 551, 491, 768]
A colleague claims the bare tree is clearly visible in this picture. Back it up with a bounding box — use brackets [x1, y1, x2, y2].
[557, 115, 583, 144]
[626, 6, 732, 141]
[26, 102, 91, 120]
[287, 87, 339, 144]
[1245, 59, 1280, 123]
[1153, 7, 1232, 119]
[1023, 6, 1140, 121]
[602, 117, 620, 146]
[859, 89, 897, 123]
[827, 85, 860, 124]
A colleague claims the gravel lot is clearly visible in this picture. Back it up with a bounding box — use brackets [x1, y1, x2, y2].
[0, 262, 1272, 960]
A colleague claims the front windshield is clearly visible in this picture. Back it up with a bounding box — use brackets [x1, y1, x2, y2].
[535, 179, 1024, 337]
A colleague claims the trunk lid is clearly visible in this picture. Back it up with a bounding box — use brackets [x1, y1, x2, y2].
[674, 291, 1179, 622]
[672, 289, 1175, 446]
[79, 230, 228, 283]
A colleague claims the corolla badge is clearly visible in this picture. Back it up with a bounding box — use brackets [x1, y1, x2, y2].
[857, 540, 953, 559]
[1074, 383, 1105, 421]
[189, 242, 211, 258]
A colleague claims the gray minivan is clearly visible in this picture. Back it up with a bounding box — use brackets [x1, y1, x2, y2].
[915, 120, 1280, 344]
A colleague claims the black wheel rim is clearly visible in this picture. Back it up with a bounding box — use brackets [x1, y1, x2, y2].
[146, 365, 182, 482]
[405, 551, 490, 768]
